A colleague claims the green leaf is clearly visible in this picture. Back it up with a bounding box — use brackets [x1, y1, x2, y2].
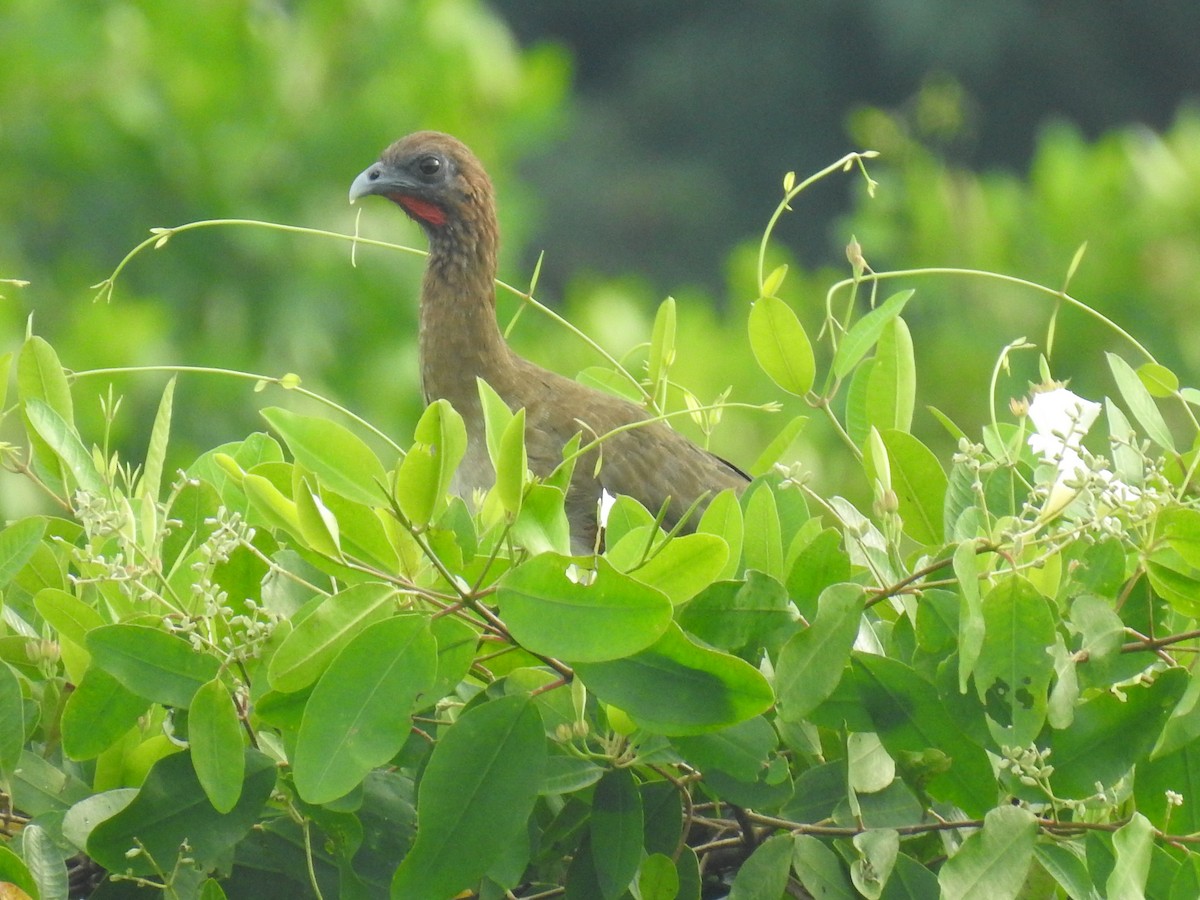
[1050, 667, 1188, 798]
[1034, 843, 1096, 900]
[394, 398, 468, 527]
[793, 835, 855, 899]
[853, 653, 995, 817]
[730, 833, 794, 900]
[1161, 507, 1200, 569]
[677, 571, 797, 657]
[0, 662, 23, 778]
[268, 582, 398, 693]
[295, 477, 341, 557]
[18, 335, 73, 424]
[672, 716, 776, 782]
[498, 554, 672, 662]
[61, 666, 149, 760]
[627, 533, 729, 605]
[139, 376, 175, 502]
[23, 822, 68, 900]
[1106, 352, 1175, 452]
[974, 576, 1056, 747]
[0, 845, 36, 900]
[748, 295, 815, 396]
[24, 398, 104, 494]
[495, 406, 527, 515]
[698, 488, 744, 580]
[1106, 813, 1153, 899]
[261, 406, 390, 507]
[391, 694, 546, 899]
[865, 317, 915, 436]
[638, 854, 680, 900]
[293, 614, 437, 804]
[0, 518, 46, 589]
[850, 828, 899, 900]
[1137, 362, 1179, 397]
[750, 414, 808, 477]
[242, 471, 303, 536]
[87, 624, 220, 708]
[742, 484, 783, 580]
[574, 623, 774, 736]
[190, 678, 246, 813]
[590, 768, 643, 900]
[832, 290, 914, 379]
[938, 805, 1037, 900]
[87, 749, 276, 875]
[511, 482, 571, 555]
[478, 377, 516, 466]
[954, 541, 985, 692]
[879, 429, 946, 545]
[1137, 742, 1200, 832]
[777, 585, 864, 722]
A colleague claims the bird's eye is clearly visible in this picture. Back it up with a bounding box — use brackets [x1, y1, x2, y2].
[367, 168, 381, 181]
[417, 155, 442, 177]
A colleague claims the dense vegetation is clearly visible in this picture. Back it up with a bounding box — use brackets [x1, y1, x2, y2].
[4, 2, 1200, 898]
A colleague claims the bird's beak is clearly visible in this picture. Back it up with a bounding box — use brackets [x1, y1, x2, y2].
[349, 165, 382, 204]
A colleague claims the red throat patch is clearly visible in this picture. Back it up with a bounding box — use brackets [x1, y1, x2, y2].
[392, 195, 447, 227]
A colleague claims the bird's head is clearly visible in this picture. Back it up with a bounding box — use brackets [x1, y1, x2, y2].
[349, 131, 494, 235]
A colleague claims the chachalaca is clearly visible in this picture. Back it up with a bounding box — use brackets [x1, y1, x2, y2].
[349, 131, 748, 550]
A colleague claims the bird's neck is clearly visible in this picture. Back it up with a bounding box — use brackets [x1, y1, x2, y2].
[419, 221, 514, 420]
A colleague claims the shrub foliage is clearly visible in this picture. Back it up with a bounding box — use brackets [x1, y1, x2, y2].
[2, 153, 1200, 900]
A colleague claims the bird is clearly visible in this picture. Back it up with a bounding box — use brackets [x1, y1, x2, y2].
[349, 131, 748, 551]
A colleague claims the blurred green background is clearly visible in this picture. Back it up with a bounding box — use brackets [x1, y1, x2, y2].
[2, 0, 1199, 514]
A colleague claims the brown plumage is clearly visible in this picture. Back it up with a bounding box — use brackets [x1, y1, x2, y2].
[350, 131, 748, 550]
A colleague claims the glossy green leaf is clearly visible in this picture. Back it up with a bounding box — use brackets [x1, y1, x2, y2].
[677, 571, 797, 656]
[1161, 507, 1200, 569]
[832, 290, 915, 379]
[742, 484, 783, 580]
[1034, 843, 1095, 900]
[87, 749, 275, 875]
[394, 398, 467, 527]
[1050, 667, 1187, 798]
[294, 615, 437, 804]
[0, 517, 45, 589]
[879, 429, 946, 545]
[748, 294, 815, 396]
[590, 768, 643, 900]
[61, 666, 149, 760]
[497, 553, 672, 662]
[853, 653, 994, 816]
[0, 845, 36, 899]
[574, 623, 774, 735]
[698, 488, 744, 580]
[391, 694, 546, 899]
[938, 805, 1037, 900]
[261, 406, 390, 507]
[190, 678, 245, 813]
[974, 576, 1056, 746]
[0, 662, 23, 778]
[1137, 742, 1200, 833]
[87, 624, 219, 708]
[242, 471, 303, 536]
[672, 716, 776, 782]
[495, 406, 527, 515]
[730, 833, 793, 900]
[954, 541, 985, 692]
[626, 533, 729, 605]
[268, 582, 398, 693]
[295, 477, 341, 557]
[24, 399, 104, 495]
[1146, 548, 1200, 617]
[777, 584, 864, 722]
[1106, 352, 1175, 452]
[793, 835, 855, 899]
[34, 588, 103, 649]
[511, 482, 571, 555]
[1107, 813, 1153, 899]
[865, 317, 915, 436]
[478, 377, 516, 467]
